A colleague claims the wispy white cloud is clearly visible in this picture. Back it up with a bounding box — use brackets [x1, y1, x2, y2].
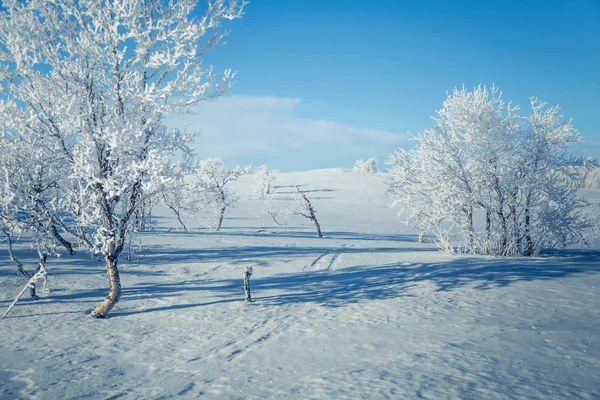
[164, 95, 409, 170]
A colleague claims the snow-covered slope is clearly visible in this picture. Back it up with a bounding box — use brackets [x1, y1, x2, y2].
[1, 169, 599, 399]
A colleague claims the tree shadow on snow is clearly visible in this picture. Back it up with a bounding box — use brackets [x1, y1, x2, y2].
[242, 250, 600, 306]
[109, 249, 600, 316]
[143, 227, 418, 243]
[136, 245, 432, 267]
[3, 244, 599, 318]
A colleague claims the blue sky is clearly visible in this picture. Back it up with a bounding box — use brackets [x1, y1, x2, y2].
[178, 0, 600, 170]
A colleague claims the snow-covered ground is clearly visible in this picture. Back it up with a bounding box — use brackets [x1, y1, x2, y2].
[1, 169, 599, 399]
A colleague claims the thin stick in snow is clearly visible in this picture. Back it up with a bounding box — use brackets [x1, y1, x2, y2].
[244, 266, 253, 303]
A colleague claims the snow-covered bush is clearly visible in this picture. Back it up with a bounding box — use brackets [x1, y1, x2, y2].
[387, 85, 597, 256]
[353, 158, 379, 174]
[0, 0, 244, 317]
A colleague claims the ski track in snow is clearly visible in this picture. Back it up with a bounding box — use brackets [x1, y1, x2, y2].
[1, 170, 600, 399]
[305, 250, 343, 271]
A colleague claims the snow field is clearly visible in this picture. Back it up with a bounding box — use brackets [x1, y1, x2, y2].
[1, 169, 599, 399]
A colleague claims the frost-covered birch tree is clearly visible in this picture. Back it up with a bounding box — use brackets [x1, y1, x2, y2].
[387, 86, 597, 256]
[0, 0, 245, 318]
[192, 158, 248, 231]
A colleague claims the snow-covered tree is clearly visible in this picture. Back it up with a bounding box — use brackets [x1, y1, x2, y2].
[162, 183, 192, 232]
[353, 158, 379, 174]
[515, 98, 595, 254]
[192, 158, 248, 231]
[387, 86, 597, 256]
[254, 164, 276, 199]
[0, 0, 245, 317]
[292, 186, 323, 238]
[160, 164, 200, 231]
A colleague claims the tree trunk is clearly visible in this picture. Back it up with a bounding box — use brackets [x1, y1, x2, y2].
[2, 229, 38, 298]
[91, 255, 121, 318]
[524, 193, 533, 256]
[492, 175, 508, 256]
[509, 188, 519, 256]
[50, 224, 75, 255]
[136, 201, 146, 231]
[216, 206, 226, 231]
[313, 218, 323, 238]
[167, 204, 188, 231]
[175, 211, 188, 232]
[499, 213, 508, 256]
[485, 209, 491, 254]
[466, 206, 474, 253]
[30, 252, 47, 300]
[266, 175, 271, 195]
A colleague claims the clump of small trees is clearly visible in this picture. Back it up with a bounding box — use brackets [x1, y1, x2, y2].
[353, 158, 379, 174]
[161, 158, 248, 231]
[387, 86, 598, 256]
